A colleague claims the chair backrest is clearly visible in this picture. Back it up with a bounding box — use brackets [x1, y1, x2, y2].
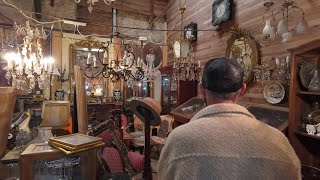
[158, 115, 174, 138]
[97, 129, 121, 146]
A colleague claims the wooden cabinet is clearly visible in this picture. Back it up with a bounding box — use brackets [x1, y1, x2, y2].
[160, 66, 198, 114]
[20, 143, 97, 180]
[288, 39, 320, 168]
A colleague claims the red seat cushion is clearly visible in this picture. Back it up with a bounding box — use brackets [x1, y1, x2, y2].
[102, 147, 144, 173]
[127, 152, 144, 171]
[102, 147, 125, 173]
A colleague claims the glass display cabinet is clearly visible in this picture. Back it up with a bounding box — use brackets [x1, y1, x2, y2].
[170, 97, 206, 127]
[20, 143, 97, 180]
[160, 66, 198, 114]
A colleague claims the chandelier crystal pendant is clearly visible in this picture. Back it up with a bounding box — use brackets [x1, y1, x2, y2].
[258, 0, 308, 46]
[4, 21, 54, 93]
[74, 0, 116, 13]
[84, 33, 144, 83]
[172, 5, 201, 81]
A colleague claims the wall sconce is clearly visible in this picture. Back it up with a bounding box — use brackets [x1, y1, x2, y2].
[258, 0, 308, 46]
[53, 66, 69, 83]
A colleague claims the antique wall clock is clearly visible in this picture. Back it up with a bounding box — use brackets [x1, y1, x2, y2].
[184, 22, 197, 42]
[212, 0, 232, 26]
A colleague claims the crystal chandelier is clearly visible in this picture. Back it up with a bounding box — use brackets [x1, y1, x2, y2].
[172, 4, 201, 81]
[84, 33, 144, 83]
[258, 0, 308, 46]
[74, 0, 116, 13]
[4, 21, 54, 92]
[173, 55, 201, 81]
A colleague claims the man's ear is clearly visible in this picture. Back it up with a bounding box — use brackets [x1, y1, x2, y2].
[239, 83, 246, 97]
[200, 84, 206, 97]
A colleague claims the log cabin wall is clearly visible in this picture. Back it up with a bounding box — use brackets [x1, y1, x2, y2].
[165, 0, 320, 105]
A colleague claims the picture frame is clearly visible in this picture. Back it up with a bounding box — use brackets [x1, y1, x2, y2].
[69, 37, 104, 102]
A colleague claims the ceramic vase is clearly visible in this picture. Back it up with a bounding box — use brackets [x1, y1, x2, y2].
[55, 89, 65, 101]
[306, 124, 316, 135]
[113, 89, 121, 101]
[308, 69, 320, 92]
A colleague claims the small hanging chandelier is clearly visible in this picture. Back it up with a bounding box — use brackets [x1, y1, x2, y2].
[258, 0, 308, 46]
[172, 4, 201, 81]
[74, 0, 116, 13]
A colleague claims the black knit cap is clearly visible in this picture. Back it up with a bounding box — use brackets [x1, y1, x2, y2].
[202, 57, 244, 93]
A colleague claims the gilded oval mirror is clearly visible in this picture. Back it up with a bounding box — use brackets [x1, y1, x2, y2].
[225, 27, 259, 83]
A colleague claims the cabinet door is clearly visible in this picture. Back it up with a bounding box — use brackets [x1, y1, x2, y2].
[170, 79, 178, 112]
[161, 75, 170, 114]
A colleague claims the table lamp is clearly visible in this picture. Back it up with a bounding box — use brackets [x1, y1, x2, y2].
[129, 97, 161, 180]
[39, 101, 70, 142]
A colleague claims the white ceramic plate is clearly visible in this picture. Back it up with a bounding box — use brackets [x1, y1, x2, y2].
[263, 82, 285, 104]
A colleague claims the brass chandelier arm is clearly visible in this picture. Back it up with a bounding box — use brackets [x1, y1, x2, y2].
[291, 5, 305, 16]
[272, 1, 304, 22]
[83, 66, 102, 79]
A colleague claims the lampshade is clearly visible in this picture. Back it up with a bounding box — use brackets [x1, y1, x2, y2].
[40, 101, 70, 128]
[296, 17, 308, 34]
[277, 18, 288, 34]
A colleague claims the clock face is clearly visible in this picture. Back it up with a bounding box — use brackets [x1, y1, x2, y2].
[186, 29, 193, 39]
[173, 41, 181, 58]
[216, 4, 226, 19]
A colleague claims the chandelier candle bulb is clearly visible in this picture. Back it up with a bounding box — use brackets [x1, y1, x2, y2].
[93, 55, 97, 68]
[136, 57, 140, 67]
[87, 52, 91, 65]
[140, 59, 143, 68]
[103, 51, 108, 64]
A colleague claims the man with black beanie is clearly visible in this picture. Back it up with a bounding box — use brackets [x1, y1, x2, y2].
[158, 57, 300, 180]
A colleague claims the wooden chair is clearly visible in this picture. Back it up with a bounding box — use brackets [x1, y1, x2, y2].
[94, 115, 144, 177]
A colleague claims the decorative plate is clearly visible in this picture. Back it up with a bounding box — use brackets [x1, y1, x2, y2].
[263, 82, 285, 104]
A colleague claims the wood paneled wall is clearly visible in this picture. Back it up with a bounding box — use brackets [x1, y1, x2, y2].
[167, 0, 320, 62]
[166, 0, 320, 105]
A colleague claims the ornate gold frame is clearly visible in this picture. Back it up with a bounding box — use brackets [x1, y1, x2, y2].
[69, 37, 102, 101]
[225, 27, 259, 83]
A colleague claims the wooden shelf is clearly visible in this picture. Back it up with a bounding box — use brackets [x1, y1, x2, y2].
[294, 130, 320, 141]
[299, 91, 320, 96]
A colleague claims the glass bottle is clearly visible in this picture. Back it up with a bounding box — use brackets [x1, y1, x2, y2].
[302, 102, 320, 128]
[308, 68, 320, 92]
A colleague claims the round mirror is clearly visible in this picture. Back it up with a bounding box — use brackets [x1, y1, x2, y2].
[225, 27, 259, 83]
